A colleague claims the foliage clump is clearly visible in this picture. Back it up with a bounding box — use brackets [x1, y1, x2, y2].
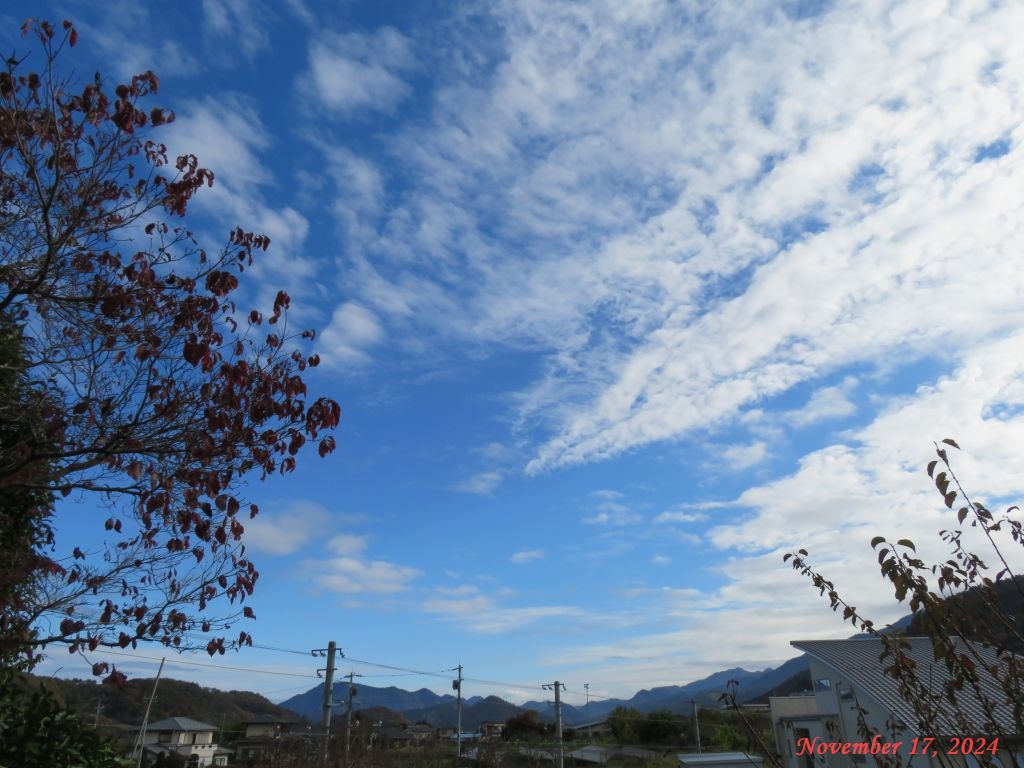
[0, 16, 338, 672]
[786, 439, 1024, 767]
[0, 17, 339, 768]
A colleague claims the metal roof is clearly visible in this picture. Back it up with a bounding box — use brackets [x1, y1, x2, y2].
[677, 753, 764, 767]
[792, 637, 1021, 737]
[145, 716, 218, 732]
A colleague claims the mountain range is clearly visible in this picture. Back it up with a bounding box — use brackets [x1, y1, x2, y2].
[277, 652, 813, 728]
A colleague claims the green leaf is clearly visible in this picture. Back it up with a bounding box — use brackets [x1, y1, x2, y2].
[941, 438, 960, 449]
[944, 491, 957, 508]
[896, 539, 916, 551]
[926, 460, 938, 478]
[870, 535, 887, 548]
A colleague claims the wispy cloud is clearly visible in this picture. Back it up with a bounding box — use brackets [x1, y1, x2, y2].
[161, 95, 315, 315]
[510, 549, 544, 564]
[422, 585, 590, 634]
[582, 499, 642, 527]
[244, 501, 329, 556]
[719, 441, 769, 471]
[307, 528, 421, 594]
[317, 558, 422, 594]
[319, 302, 386, 368]
[299, 0, 1024, 480]
[201, 0, 272, 58]
[304, 28, 415, 117]
[786, 378, 858, 428]
[452, 471, 503, 496]
[75, 1, 199, 79]
[653, 510, 708, 525]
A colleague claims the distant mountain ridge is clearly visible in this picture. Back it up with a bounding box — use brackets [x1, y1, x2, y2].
[277, 659, 813, 726]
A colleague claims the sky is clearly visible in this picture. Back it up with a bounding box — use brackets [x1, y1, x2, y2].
[8, 0, 1024, 711]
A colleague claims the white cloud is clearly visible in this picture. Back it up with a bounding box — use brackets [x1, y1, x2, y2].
[452, 471, 503, 495]
[510, 549, 544, 564]
[160, 96, 316, 316]
[327, 533, 369, 556]
[243, 501, 329, 555]
[786, 379, 858, 428]
[653, 510, 708, 525]
[304, 0, 1024, 478]
[303, 526, 421, 596]
[719, 441, 769, 471]
[318, 302, 385, 367]
[582, 500, 641, 526]
[317, 558, 421, 594]
[422, 585, 589, 634]
[76, 2, 199, 79]
[305, 28, 415, 117]
[200, 0, 281, 59]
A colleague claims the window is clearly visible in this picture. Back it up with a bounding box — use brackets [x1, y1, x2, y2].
[814, 678, 832, 692]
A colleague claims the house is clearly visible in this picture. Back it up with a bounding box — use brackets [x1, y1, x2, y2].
[771, 638, 1023, 768]
[137, 716, 231, 767]
[480, 721, 506, 740]
[406, 723, 434, 743]
[373, 724, 412, 748]
[234, 714, 305, 764]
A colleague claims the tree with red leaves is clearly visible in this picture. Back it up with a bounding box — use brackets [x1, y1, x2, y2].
[0, 20, 340, 681]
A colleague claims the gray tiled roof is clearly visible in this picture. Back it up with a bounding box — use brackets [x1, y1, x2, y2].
[146, 716, 218, 732]
[792, 637, 1021, 737]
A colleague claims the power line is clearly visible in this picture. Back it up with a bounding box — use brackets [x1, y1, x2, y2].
[69, 640, 630, 703]
[252, 643, 316, 657]
[66, 649, 318, 679]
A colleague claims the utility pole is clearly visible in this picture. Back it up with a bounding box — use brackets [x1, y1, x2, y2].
[452, 665, 463, 766]
[133, 658, 164, 768]
[345, 671, 360, 767]
[691, 700, 701, 754]
[317, 641, 339, 768]
[542, 681, 565, 768]
[584, 683, 591, 742]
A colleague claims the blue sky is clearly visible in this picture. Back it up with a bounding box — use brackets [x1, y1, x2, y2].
[11, 0, 1024, 708]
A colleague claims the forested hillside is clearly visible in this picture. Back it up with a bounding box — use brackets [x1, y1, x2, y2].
[29, 674, 302, 730]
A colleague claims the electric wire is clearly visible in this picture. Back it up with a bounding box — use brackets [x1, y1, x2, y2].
[87, 639, 690, 706]
[64, 649, 318, 679]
